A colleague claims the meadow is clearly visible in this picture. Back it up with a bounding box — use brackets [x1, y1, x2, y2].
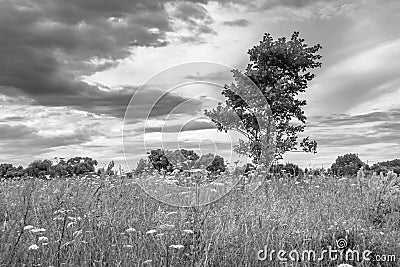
[0, 172, 399, 267]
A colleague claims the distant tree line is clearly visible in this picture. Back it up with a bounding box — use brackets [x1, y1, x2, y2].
[136, 149, 226, 175]
[0, 157, 98, 180]
[2, 152, 399, 181]
[330, 153, 400, 176]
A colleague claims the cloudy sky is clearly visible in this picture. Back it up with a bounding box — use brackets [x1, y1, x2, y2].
[1, 0, 400, 170]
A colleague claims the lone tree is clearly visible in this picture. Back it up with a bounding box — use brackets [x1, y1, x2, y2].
[331, 153, 365, 177]
[205, 32, 322, 163]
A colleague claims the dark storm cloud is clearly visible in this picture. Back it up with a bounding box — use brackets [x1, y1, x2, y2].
[170, 1, 216, 42]
[0, 0, 212, 118]
[222, 19, 250, 27]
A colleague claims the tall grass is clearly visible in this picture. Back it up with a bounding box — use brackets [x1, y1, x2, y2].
[0, 173, 399, 266]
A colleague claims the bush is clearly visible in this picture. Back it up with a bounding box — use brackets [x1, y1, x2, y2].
[194, 153, 226, 174]
[148, 149, 173, 172]
[0, 163, 24, 179]
[331, 153, 365, 177]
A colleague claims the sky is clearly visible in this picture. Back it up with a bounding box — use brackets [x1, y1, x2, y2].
[0, 0, 400, 170]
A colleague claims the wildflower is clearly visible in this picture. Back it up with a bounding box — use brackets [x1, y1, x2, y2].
[24, 225, 34, 231]
[183, 229, 194, 234]
[126, 227, 136, 233]
[143, 260, 152, 264]
[123, 245, 134, 248]
[146, 229, 157, 235]
[28, 244, 39, 250]
[53, 216, 64, 221]
[67, 222, 76, 228]
[169, 244, 184, 249]
[31, 228, 46, 233]
[38, 236, 48, 242]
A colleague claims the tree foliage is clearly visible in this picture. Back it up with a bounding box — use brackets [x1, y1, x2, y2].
[165, 149, 200, 169]
[146, 149, 226, 174]
[134, 158, 154, 175]
[194, 153, 226, 174]
[205, 32, 322, 163]
[66, 157, 98, 175]
[0, 157, 99, 180]
[371, 159, 400, 175]
[148, 149, 173, 172]
[275, 162, 304, 176]
[331, 153, 365, 177]
[25, 159, 53, 178]
[0, 163, 24, 179]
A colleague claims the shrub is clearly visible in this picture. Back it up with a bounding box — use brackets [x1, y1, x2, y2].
[331, 153, 365, 176]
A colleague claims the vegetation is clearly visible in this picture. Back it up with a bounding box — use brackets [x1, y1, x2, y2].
[205, 32, 322, 164]
[0, 171, 399, 266]
[147, 149, 226, 175]
[371, 159, 400, 175]
[0, 157, 98, 180]
[330, 153, 366, 177]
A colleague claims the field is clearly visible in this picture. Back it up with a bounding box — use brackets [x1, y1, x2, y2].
[0, 173, 399, 267]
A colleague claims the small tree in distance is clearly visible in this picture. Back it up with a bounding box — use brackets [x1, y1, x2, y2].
[331, 153, 365, 177]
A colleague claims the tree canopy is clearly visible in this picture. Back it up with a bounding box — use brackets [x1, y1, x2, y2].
[205, 31, 322, 164]
[330, 153, 365, 176]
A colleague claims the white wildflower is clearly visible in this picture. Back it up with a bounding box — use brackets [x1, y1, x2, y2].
[28, 244, 39, 250]
[67, 222, 76, 228]
[183, 229, 194, 234]
[169, 244, 184, 249]
[146, 229, 157, 235]
[24, 225, 34, 231]
[125, 227, 136, 233]
[31, 228, 46, 233]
